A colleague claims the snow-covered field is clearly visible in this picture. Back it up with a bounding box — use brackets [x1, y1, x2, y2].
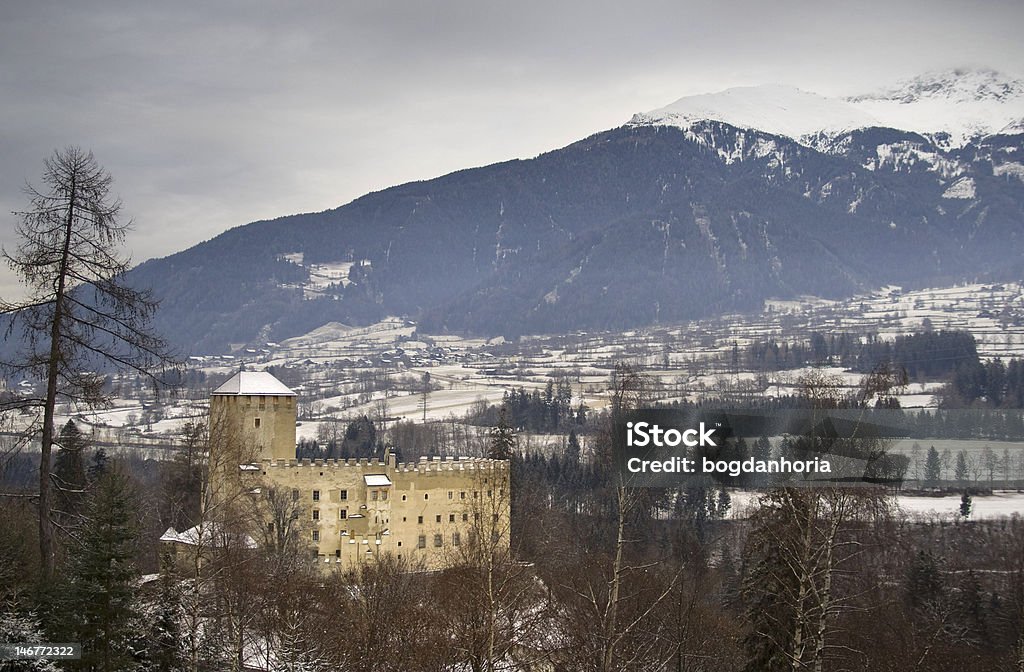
[730, 490, 1024, 520]
[897, 491, 1024, 520]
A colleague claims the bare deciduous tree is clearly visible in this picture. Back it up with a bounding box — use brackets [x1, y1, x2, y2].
[1, 146, 176, 579]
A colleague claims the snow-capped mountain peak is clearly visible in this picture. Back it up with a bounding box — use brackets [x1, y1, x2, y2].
[850, 68, 1024, 105]
[629, 84, 879, 141]
[630, 68, 1024, 149]
[848, 68, 1024, 146]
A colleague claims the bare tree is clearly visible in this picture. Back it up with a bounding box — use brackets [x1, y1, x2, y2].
[441, 466, 526, 672]
[1, 147, 176, 579]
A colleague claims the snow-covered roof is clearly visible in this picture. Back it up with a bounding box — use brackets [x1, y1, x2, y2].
[364, 474, 392, 487]
[159, 524, 257, 549]
[212, 371, 296, 397]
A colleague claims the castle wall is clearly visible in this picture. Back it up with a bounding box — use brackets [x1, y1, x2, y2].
[205, 372, 510, 574]
[246, 456, 510, 571]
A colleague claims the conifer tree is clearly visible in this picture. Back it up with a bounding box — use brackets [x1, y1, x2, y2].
[145, 551, 185, 672]
[63, 466, 139, 671]
[960, 491, 973, 519]
[955, 450, 969, 484]
[488, 407, 515, 461]
[924, 446, 942, 487]
[53, 420, 88, 520]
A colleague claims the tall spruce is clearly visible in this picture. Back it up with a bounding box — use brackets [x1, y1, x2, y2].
[63, 466, 139, 671]
[53, 420, 88, 520]
[488, 407, 515, 461]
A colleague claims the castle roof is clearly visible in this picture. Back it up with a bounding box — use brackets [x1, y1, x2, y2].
[212, 371, 296, 396]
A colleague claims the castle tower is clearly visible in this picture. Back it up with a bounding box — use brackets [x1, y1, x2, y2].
[210, 370, 297, 462]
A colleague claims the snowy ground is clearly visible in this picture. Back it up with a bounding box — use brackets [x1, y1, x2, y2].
[730, 490, 1024, 520]
[896, 491, 1024, 520]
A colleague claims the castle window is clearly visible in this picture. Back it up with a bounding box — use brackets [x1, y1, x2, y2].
[335, 549, 340, 558]
[435, 515, 441, 523]
[340, 510, 347, 520]
[449, 514, 455, 523]
[312, 490, 320, 502]
[417, 516, 423, 524]
[267, 523, 274, 533]
[259, 398, 266, 410]
[312, 530, 320, 542]
[312, 510, 320, 521]
[291, 489, 299, 501]
[474, 491, 479, 499]
[462, 513, 468, 522]
[460, 492, 466, 500]
[398, 541, 402, 547]
[402, 495, 407, 501]
[453, 532, 461, 546]
[448, 491, 453, 499]
[417, 535, 426, 549]
[340, 490, 348, 501]
[424, 494, 429, 500]
[372, 491, 378, 501]
[381, 491, 387, 500]
[488, 490, 492, 498]
[433, 534, 443, 547]
[254, 418, 261, 428]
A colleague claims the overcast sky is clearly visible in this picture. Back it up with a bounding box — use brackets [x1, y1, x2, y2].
[2, 0, 1023, 299]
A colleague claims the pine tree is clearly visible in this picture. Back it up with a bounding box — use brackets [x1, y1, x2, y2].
[955, 450, 969, 484]
[0, 610, 61, 672]
[960, 491, 973, 519]
[566, 429, 581, 464]
[88, 448, 109, 482]
[63, 466, 139, 671]
[145, 551, 185, 672]
[53, 420, 88, 520]
[924, 446, 942, 487]
[905, 549, 944, 610]
[488, 407, 515, 461]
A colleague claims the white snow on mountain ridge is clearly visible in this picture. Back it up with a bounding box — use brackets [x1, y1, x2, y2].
[630, 84, 880, 142]
[631, 69, 1024, 150]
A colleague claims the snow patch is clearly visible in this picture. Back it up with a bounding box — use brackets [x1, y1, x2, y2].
[994, 161, 1024, 183]
[942, 176, 977, 199]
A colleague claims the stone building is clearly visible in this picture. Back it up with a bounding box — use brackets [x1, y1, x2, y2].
[162, 370, 510, 572]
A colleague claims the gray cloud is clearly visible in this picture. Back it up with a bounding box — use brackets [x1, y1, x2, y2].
[2, 0, 1022, 298]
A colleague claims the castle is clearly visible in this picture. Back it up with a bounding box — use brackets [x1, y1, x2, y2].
[161, 370, 510, 571]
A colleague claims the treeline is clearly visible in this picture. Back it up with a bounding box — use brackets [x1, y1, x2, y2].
[296, 416, 379, 461]
[468, 381, 587, 433]
[947, 357, 1024, 408]
[746, 329, 979, 377]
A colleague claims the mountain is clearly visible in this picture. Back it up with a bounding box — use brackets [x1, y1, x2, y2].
[125, 69, 1024, 354]
[849, 68, 1024, 147]
[629, 84, 880, 140]
[635, 68, 1024, 149]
